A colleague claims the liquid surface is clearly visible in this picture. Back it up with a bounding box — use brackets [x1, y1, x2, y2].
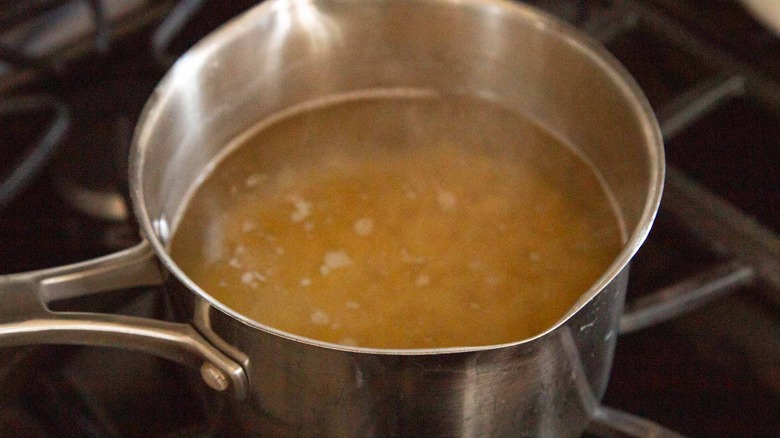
[170, 94, 623, 349]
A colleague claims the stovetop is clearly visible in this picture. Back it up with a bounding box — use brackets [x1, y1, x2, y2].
[1, 1, 779, 436]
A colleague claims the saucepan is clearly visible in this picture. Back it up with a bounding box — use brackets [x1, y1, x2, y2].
[0, 0, 664, 436]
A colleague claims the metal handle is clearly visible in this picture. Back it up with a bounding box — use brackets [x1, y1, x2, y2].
[0, 241, 248, 400]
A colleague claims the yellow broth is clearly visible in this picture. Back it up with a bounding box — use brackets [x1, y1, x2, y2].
[170, 94, 623, 349]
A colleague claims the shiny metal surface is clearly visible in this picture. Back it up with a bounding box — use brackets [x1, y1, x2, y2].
[0, 0, 663, 436]
[131, 0, 663, 436]
[192, 272, 629, 437]
[132, 0, 663, 320]
[0, 242, 248, 399]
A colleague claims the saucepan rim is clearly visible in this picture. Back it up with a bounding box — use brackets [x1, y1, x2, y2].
[129, 0, 665, 356]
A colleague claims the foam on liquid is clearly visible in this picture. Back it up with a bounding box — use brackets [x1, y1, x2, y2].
[170, 94, 623, 349]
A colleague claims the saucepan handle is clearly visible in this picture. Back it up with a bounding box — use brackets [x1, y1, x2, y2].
[0, 241, 248, 400]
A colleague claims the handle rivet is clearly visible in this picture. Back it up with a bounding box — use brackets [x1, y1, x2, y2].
[200, 362, 230, 391]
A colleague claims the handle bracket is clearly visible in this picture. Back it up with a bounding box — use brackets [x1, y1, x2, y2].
[0, 241, 248, 400]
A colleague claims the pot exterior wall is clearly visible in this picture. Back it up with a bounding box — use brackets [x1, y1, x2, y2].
[169, 268, 627, 437]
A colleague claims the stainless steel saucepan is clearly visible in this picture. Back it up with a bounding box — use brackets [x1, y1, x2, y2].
[0, 0, 664, 436]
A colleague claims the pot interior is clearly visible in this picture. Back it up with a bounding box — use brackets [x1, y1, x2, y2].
[130, 0, 663, 338]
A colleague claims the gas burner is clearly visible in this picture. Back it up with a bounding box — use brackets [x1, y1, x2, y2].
[0, 94, 69, 209]
[0, 0, 173, 93]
